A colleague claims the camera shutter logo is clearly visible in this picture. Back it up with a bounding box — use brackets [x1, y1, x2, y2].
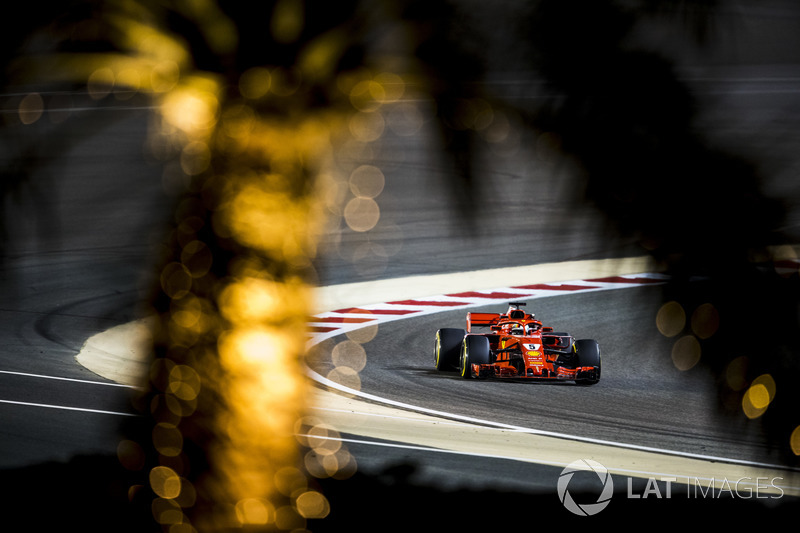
[557, 459, 614, 516]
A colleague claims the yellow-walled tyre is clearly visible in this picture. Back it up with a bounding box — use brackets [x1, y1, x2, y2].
[460, 335, 491, 379]
[434, 328, 465, 371]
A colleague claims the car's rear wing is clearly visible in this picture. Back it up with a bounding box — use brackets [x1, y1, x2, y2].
[466, 312, 501, 332]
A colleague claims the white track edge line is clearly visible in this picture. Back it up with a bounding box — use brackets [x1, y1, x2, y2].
[0, 399, 138, 417]
[0, 370, 140, 389]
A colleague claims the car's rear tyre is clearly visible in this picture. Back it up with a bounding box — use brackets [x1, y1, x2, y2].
[574, 339, 601, 385]
[460, 335, 491, 379]
[434, 328, 465, 371]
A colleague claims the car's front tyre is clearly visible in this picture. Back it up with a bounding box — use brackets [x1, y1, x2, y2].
[460, 335, 491, 379]
[574, 339, 601, 385]
[434, 328, 465, 371]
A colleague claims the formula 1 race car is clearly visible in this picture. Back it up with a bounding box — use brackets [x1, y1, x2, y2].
[434, 302, 601, 385]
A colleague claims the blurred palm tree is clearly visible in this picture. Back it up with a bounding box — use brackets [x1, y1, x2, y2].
[3, 0, 799, 531]
[0, 1, 491, 530]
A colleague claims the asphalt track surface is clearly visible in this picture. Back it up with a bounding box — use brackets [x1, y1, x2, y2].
[312, 282, 765, 462]
[4, 2, 800, 529]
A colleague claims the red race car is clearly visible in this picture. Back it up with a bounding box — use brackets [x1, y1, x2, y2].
[434, 302, 601, 385]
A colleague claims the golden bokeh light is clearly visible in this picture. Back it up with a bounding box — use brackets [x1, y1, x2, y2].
[271, 0, 305, 44]
[150, 466, 182, 499]
[238, 67, 272, 99]
[274, 466, 308, 497]
[742, 390, 768, 419]
[482, 110, 510, 142]
[152, 422, 183, 457]
[235, 498, 274, 526]
[331, 339, 368, 372]
[326, 365, 362, 393]
[791, 426, 800, 455]
[656, 301, 686, 337]
[160, 262, 193, 300]
[344, 196, 381, 232]
[117, 439, 146, 472]
[349, 79, 383, 112]
[691, 303, 720, 339]
[18, 93, 44, 125]
[151, 497, 184, 527]
[753, 374, 777, 403]
[349, 110, 386, 142]
[179, 141, 212, 176]
[747, 384, 771, 409]
[174, 478, 197, 509]
[724, 356, 749, 391]
[295, 490, 331, 519]
[274, 505, 305, 531]
[159, 82, 220, 138]
[179, 240, 213, 278]
[303, 423, 343, 456]
[346, 321, 379, 344]
[168, 523, 197, 533]
[304, 445, 357, 480]
[167, 364, 201, 402]
[671, 335, 701, 371]
[374, 72, 406, 103]
[742, 374, 777, 419]
[349, 164, 385, 199]
[299, 30, 350, 83]
[751, 375, 776, 406]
